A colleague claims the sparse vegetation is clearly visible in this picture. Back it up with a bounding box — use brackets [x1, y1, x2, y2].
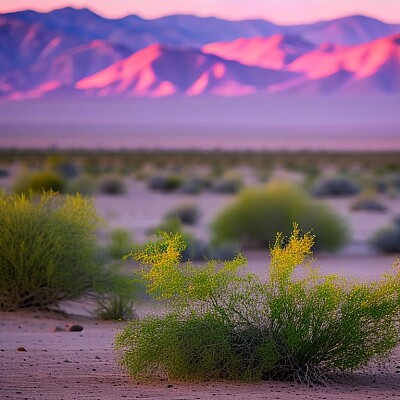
[98, 175, 127, 195]
[66, 174, 97, 195]
[165, 203, 201, 225]
[212, 171, 243, 194]
[95, 270, 137, 321]
[212, 181, 349, 251]
[311, 176, 361, 197]
[148, 173, 183, 192]
[14, 170, 65, 194]
[117, 228, 400, 384]
[351, 192, 387, 212]
[371, 217, 400, 253]
[108, 228, 136, 259]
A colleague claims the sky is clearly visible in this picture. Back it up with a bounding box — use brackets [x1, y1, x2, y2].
[0, 0, 399, 23]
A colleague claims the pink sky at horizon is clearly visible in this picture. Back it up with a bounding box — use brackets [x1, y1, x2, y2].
[0, 0, 399, 23]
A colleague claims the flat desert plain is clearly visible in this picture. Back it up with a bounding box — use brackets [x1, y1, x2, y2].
[1, 171, 400, 399]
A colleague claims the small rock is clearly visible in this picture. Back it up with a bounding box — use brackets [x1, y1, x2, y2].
[17, 347, 26, 352]
[167, 384, 173, 388]
[66, 324, 84, 332]
[51, 326, 65, 332]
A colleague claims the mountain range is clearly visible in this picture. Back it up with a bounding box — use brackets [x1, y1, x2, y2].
[1, 7, 399, 99]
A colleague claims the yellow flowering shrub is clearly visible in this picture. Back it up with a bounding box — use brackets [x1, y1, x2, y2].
[117, 225, 400, 384]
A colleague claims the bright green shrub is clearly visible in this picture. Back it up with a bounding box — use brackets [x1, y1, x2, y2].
[211, 182, 348, 251]
[14, 171, 65, 194]
[116, 228, 400, 384]
[0, 191, 103, 310]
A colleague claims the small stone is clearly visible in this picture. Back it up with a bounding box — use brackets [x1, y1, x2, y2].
[51, 326, 65, 332]
[17, 347, 26, 352]
[66, 324, 83, 332]
[167, 384, 173, 388]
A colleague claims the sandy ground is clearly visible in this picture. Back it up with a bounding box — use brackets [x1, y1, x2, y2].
[0, 311, 399, 400]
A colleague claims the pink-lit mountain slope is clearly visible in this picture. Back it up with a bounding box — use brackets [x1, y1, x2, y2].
[203, 34, 315, 69]
[75, 44, 300, 97]
[0, 16, 79, 75]
[280, 34, 400, 94]
[0, 40, 131, 99]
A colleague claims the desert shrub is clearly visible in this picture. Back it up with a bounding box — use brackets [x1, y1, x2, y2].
[208, 242, 240, 261]
[108, 228, 136, 259]
[66, 174, 97, 195]
[147, 218, 235, 262]
[116, 228, 400, 384]
[165, 203, 201, 225]
[371, 220, 400, 253]
[147, 218, 207, 262]
[14, 171, 65, 194]
[0, 168, 10, 178]
[45, 155, 80, 179]
[98, 175, 126, 195]
[351, 192, 387, 212]
[95, 270, 137, 321]
[212, 171, 243, 194]
[181, 175, 211, 194]
[390, 174, 400, 191]
[211, 182, 348, 251]
[148, 173, 182, 192]
[372, 177, 389, 194]
[311, 176, 361, 197]
[0, 191, 104, 311]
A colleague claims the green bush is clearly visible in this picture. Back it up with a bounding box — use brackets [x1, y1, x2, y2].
[116, 228, 400, 384]
[212, 171, 243, 194]
[148, 173, 182, 192]
[211, 182, 348, 251]
[98, 175, 126, 195]
[165, 203, 201, 225]
[14, 171, 65, 194]
[108, 228, 136, 259]
[66, 174, 97, 195]
[0, 191, 103, 310]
